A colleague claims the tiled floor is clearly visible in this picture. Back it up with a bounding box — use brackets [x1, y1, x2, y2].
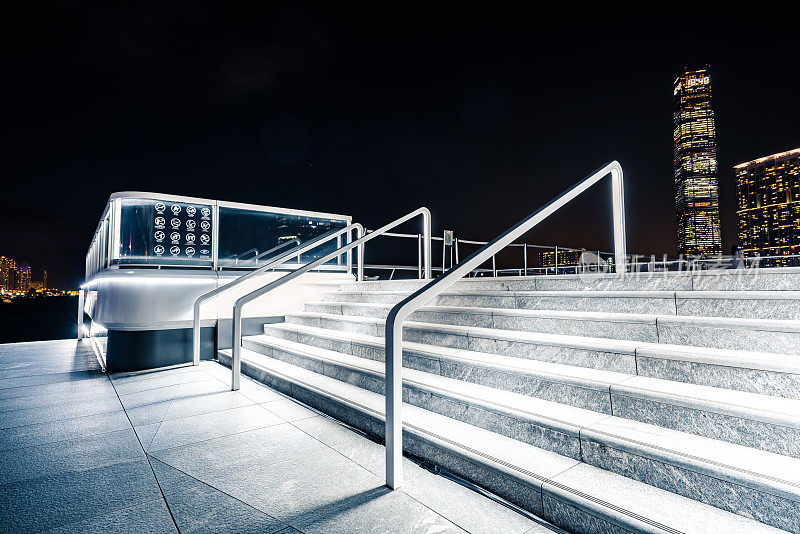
[0, 339, 554, 533]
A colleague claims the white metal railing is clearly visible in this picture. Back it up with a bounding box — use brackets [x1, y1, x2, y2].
[357, 229, 623, 280]
[382, 161, 626, 489]
[191, 225, 363, 366]
[229, 208, 432, 390]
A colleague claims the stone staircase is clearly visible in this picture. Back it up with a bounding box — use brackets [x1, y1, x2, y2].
[219, 268, 800, 533]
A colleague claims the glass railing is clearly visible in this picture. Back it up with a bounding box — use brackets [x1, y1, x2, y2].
[85, 192, 351, 279]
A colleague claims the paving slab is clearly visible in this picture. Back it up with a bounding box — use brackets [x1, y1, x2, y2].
[0, 339, 539, 533]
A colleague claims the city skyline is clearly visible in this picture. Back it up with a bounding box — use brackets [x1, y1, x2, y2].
[3, 8, 798, 288]
[0, 255, 51, 294]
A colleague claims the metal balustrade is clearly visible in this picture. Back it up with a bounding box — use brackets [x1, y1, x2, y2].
[191, 225, 363, 366]
[382, 161, 626, 489]
[229, 207, 432, 390]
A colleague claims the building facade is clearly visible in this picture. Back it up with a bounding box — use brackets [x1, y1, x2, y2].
[735, 148, 800, 266]
[673, 66, 722, 257]
[539, 249, 582, 268]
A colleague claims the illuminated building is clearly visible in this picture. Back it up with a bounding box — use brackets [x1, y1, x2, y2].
[735, 148, 800, 266]
[673, 66, 722, 257]
[0, 256, 12, 292]
[539, 249, 582, 268]
[17, 262, 31, 292]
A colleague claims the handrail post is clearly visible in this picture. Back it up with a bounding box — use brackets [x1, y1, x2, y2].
[523, 244, 527, 275]
[357, 226, 365, 282]
[423, 210, 432, 279]
[192, 298, 202, 365]
[417, 234, 422, 279]
[385, 307, 405, 489]
[611, 165, 627, 273]
[232, 304, 242, 390]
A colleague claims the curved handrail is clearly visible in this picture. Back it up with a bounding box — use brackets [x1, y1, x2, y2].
[382, 161, 626, 489]
[192, 224, 363, 365]
[254, 239, 301, 264]
[229, 207, 432, 390]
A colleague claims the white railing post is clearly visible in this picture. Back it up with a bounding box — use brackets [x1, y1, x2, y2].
[357, 226, 365, 282]
[423, 211, 432, 279]
[611, 165, 627, 273]
[192, 298, 202, 365]
[523, 244, 528, 275]
[417, 234, 422, 279]
[231, 303, 242, 390]
[385, 306, 406, 489]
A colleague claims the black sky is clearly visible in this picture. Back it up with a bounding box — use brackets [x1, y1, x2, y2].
[2, 4, 798, 288]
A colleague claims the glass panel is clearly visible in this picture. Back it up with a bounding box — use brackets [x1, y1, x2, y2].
[217, 208, 346, 269]
[117, 198, 214, 267]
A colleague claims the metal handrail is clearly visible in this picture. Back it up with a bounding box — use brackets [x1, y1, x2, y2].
[229, 207, 432, 390]
[220, 247, 259, 266]
[191, 225, 363, 365]
[382, 161, 626, 489]
[253, 239, 301, 264]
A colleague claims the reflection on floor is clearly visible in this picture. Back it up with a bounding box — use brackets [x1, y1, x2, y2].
[0, 339, 553, 534]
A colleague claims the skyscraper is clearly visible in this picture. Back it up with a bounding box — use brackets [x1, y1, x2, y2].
[673, 66, 722, 257]
[17, 262, 31, 292]
[735, 148, 800, 266]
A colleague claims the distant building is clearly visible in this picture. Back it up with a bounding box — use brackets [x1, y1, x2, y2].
[735, 148, 800, 266]
[540, 249, 583, 268]
[17, 262, 31, 292]
[0, 256, 16, 292]
[42, 269, 47, 290]
[673, 66, 722, 257]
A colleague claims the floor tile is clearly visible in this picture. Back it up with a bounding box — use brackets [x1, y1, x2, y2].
[0, 459, 162, 533]
[292, 415, 538, 534]
[0, 427, 144, 485]
[151, 458, 285, 533]
[43, 498, 177, 534]
[0, 394, 123, 429]
[262, 397, 320, 422]
[147, 404, 284, 452]
[0, 409, 131, 451]
[0, 369, 105, 391]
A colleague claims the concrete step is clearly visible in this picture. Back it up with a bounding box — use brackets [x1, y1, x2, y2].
[218, 346, 797, 533]
[263, 323, 629, 413]
[325, 289, 800, 320]
[264, 321, 800, 400]
[245, 334, 800, 459]
[340, 267, 800, 293]
[296, 303, 800, 355]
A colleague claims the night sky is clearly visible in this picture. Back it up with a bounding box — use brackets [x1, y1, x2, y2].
[3, 5, 798, 288]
